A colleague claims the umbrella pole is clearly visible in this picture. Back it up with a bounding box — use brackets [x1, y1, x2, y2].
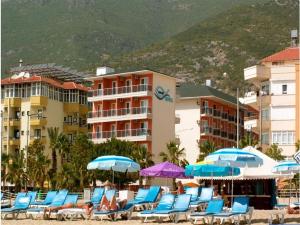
[231, 167, 234, 208]
[113, 170, 114, 184]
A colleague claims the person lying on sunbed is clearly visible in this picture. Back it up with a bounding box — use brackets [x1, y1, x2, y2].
[287, 206, 300, 214]
[44, 202, 94, 215]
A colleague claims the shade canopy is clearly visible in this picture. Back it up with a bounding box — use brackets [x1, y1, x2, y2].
[87, 155, 140, 172]
[272, 160, 300, 174]
[185, 163, 240, 177]
[205, 147, 263, 167]
[140, 161, 186, 178]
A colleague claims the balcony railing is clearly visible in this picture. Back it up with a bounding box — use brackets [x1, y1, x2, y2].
[88, 107, 151, 118]
[89, 128, 151, 139]
[89, 84, 152, 97]
[200, 127, 213, 134]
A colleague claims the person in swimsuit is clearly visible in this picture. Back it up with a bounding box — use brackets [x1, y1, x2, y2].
[176, 181, 185, 194]
[44, 202, 94, 216]
[97, 194, 128, 220]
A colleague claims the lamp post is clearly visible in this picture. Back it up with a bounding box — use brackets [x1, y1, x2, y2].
[223, 72, 239, 148]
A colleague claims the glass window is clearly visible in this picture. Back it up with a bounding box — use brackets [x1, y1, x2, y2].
[262, 108, 269, 120]
[282, 85, 287, 94]
[261, 133, 269, 145]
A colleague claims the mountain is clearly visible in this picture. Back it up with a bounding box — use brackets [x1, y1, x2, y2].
[104, 0, 299, 93]
[2, 0, 268, 74]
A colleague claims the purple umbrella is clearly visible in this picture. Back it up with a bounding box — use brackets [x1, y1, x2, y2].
[140, 161, 186, 178]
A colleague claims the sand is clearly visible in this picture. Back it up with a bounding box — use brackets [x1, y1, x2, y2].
[2, 210, 300, 225]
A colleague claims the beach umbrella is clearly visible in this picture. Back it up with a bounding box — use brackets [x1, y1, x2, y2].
[87, 155, 140, 183]
[205, 148, 263, 207]
[140, 161, 186, 178]
[272, 160, 300, 205]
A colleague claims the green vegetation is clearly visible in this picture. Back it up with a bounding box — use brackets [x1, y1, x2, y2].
[239, 132, 259, 148]
[159, 141, 188, 167]
[198, 140, 217, 162]
[2, 0, 268, 75]
[107, 0, 298, 93]
[265, 144, 285, 161]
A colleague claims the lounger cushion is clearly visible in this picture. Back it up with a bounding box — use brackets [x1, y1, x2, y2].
[190, 212, 214, 217]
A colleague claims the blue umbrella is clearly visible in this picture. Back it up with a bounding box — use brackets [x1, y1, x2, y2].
[87, 155, 140, 183]
[272, 160, 300, 205]
[185, 164, 240, 177]
[205, 148, 263, 207]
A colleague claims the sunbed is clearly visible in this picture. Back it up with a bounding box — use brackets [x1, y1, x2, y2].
[137, 193, 175, 222]
[128, 188, 149, 205]
[1, 192, 11, 208]
[27, 189, 68, 219]
[86, 187, 104, 208]
[189, 199, 224, 224]
[134, 186, 161, 210]
[31, 191, 57, 207]
[27, 191, 37, 205]
[1, 196, 31, 219]
[212, 196, 253, 225]
[46, 194, 78, 219]
[152, 194, 192, 223]
[190, 187, 213, 210]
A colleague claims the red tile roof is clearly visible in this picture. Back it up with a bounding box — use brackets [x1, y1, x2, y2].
[261, 47, 300, 62]
[1, 75, 89, 91]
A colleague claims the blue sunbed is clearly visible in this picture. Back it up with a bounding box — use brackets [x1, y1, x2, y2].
[1, 196, 31, 219]
[190, 187, 213, 209]
[32, 191, 57, 206]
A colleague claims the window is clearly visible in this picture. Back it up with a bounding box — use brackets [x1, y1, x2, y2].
[282, 85, 287, 94]
[272, 131, 295, 145]
[34, 129, 41, 138]
[261, 133, 269, 145]
[261, 84, 270, 96]
[261, 108, 269, 121]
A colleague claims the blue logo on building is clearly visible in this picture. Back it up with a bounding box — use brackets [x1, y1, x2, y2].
[154, 86, 173, 102]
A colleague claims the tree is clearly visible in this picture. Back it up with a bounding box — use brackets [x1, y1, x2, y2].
[239, 132, 258, 148]
[27, 140, 50, 189]
[159, 141, 188, 167]
[265, 144, 285, 161]
[3, 151, 28, 192]
[133, 145, 154, 185]
[56, 133, 71, 165]
[198, 140, 216, 161]
[47, 127, 60, 174]
[296, 140, 300, 152]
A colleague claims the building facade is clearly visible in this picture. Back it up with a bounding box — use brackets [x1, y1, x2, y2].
[86, 68, 176, 162]
[1, 64, 89, 168]
[175, 83, 244, 164]
[243, 47, 300, 156]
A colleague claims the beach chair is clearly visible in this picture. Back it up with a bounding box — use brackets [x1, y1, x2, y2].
[46, 194, 78, 219]
[186, 187, 200, 204]
[1, 192, 11, 208]
[31, 191, 57, 207]
[212, 196, 253, 225]
[137, 193, 175, 222]
[190, 187, 213, 210]
[152, 194, 192, 223]
[128, 188, 149, 205]
[27, 191, 37, 204]
[189, 199, 224, 224]
[1, 196, 31, 219]
[134, 186, 161, 209]
[86, 187, 104, 207]
[27, 189, 68, 219]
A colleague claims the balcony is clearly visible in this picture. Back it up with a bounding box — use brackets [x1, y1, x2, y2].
[88, 84, 152, 101]
[79, 105, 89, 114]
[244, 116, 258, 130]
[200, 127, 213, 135]
[6, 137, 20, 146]
[4, 98, 21, 107]
[30, 96, 48, 107]
[30, 116, 47, 126]
[175, 114, 180, 124]
[89, 128, 151, 143]
[64, 103, 79, 113]
[242, 91, 258, 105]
[244, 65, 270, 82]
[87, 107, 151, 123]
[30, 136, 46, 145]
[200, 107, 213, 116]
[63, 122, 79, 132]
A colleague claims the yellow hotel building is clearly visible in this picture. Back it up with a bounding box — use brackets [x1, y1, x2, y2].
[1, 64, 89, 168]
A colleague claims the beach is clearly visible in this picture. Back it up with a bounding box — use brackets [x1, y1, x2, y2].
[2, 210, 300, 225]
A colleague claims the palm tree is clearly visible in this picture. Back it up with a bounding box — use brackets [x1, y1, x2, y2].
[134, 145, 155, 185]
[198, 140, 216, 161]
[56, 133, 71, 165]
[47, 127, 60, 173]
[5, 151, 28, 192]
[159, 141, 187, 167]
[1, 153, 10, 189]
[27, 140, 51, 188]
[239, 132, 258, 148]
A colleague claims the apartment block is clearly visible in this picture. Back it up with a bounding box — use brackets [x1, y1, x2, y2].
[1, 64, 89, 168]
[243, 47, 300, 156]
[86, 68, 176, 162]
[175, 83, 244, 164]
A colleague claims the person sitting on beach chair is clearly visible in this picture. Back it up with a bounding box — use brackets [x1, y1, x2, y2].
[44, 202, 94, 216]
[97, 194, 127, 211]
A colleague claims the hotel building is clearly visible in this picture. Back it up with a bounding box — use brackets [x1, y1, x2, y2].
[175, 83, 244, 164]
[86, 68, 176, 162]
[1, 64, 89, 167]
[243, 47, 300, 156]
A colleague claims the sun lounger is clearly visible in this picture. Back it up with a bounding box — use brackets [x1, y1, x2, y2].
[31, 191, 57, 207]
[189, 199, 224, 224]
[138, 193, 175, 222]
[1, 196, 31, 219]
[128, 188, 149, 205]
[212, 196, 253, 225]
[86, 187, 104, 207]
[27, 191, 37, 204]
[1, 192, 11, 208]
[27, 189, 68, 219]
[47, 194, 78, 219]
[190, 187, 213, 210]
[134, 186, 161, 209]
[152, 194, 192, 223]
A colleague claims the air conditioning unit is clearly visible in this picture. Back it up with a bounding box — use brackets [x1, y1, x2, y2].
[196, 99, 201, 105]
